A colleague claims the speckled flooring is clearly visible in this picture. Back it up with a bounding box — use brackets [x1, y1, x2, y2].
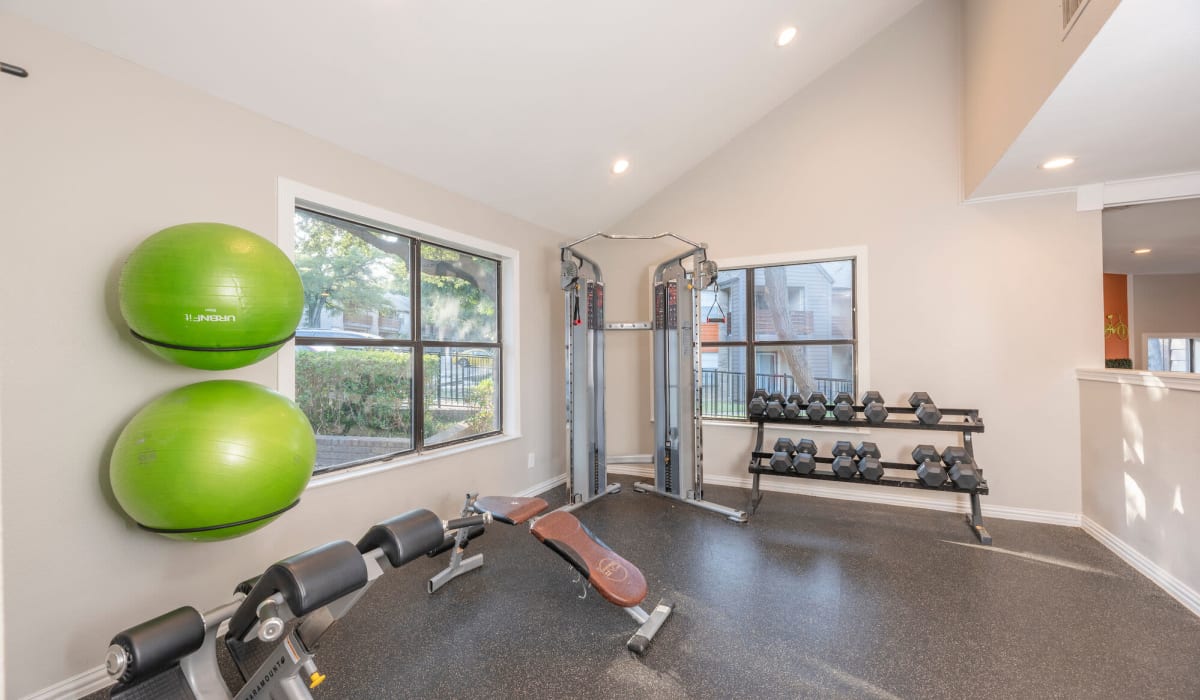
[91, 475, 1200, 699]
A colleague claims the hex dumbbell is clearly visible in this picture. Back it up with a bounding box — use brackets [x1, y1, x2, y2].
[806, 392, 828, 421]
[791, 452, 816, 474]
[912, 443, 947, 486]
[765, 399, 785, 419]
[832, 392, 856, 423]
[909, 391, 942, 426]
[861, 390, 888, 424]
[941, 445, 980, 490]
[749, 396, 767, 417]
[856, 441, 884, 481]
[784, 392, 805, 419]
[831, 440, 856, 478]
[768, 437, 797, 472]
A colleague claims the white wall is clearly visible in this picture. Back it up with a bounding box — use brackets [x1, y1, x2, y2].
[1079, 372, 1200, 611]
[0, 14, 564, 698]
[1129, 273, 1200, 369]
[601, 0, 1103, 515]
[962, 0, 1120, 195]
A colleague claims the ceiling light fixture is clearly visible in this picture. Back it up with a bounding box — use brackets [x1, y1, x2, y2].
[1039, 156, 1075, 169]
[612, 159, 630, 175]
[1132, 248, 1152, 255]
[777, 26, 797, 47]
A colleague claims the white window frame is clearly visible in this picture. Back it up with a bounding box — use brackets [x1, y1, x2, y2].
[702, 244, 870, 428]
[276, 178, 522, 489]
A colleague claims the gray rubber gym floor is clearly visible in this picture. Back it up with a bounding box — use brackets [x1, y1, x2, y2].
[90, 475, 1200, 699]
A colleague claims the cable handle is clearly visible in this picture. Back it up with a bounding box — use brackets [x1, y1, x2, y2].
[444, 513, 491, 531]
[1, 62, 29, 78]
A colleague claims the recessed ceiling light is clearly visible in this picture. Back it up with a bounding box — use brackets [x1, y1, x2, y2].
[1039, 156, 1075, 169]
[1132, 248, 1152, 255]
[612, 159, 630, 175]
[777, 26, 797, 47]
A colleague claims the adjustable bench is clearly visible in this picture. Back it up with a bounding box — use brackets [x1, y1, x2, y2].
[428, 494, 674, 655]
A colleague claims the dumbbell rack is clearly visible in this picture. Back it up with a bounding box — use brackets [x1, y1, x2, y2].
[745, 405, 992, 544]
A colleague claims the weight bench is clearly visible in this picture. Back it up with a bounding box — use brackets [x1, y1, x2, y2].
[429, 493, 674, 655]
[105, 508, 488, 699]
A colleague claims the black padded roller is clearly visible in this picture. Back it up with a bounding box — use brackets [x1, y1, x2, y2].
[227, 540, 368, 642]
[109, 606, 205, 684]
[356, 508, 445, 568]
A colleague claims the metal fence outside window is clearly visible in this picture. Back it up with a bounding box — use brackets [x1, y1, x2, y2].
[701, 369, 853, 418]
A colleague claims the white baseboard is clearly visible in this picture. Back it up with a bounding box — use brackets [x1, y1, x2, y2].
[21, 664, 109, 700]
[606, 464, 1080, 527]
[516, 472, 566, 498]
[1082, 516, 1200, 617]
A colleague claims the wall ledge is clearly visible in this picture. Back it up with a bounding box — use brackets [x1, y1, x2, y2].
[1076, 368, 1200, 391]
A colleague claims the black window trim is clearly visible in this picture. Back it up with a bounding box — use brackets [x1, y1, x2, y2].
[702, 256, 858, 420]
[293, 204, 503, 472]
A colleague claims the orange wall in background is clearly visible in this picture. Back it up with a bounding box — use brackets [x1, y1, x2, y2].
[1103, 273, 1130, 360]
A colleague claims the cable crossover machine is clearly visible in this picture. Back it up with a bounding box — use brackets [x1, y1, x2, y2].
[560, 232, 748, 523]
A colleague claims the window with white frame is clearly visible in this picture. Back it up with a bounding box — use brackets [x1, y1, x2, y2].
[292, 206, 501, 473]
[699, 258, 856, 419]
[1147, 336, 1200, 373]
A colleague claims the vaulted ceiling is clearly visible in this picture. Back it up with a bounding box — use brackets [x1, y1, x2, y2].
[0, 0, 921, 234]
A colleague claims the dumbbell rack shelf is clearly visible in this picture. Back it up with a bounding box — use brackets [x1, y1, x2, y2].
[746, 407, 992, 544]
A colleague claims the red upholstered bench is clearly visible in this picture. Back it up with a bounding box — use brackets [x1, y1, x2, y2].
[530, 510, 648, 608]
[427, 493, 674, 655]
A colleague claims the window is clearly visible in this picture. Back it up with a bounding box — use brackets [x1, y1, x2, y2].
[1147, 336, 1200, 373]
[293, 207, 501, 473]
[699, 258, 856, 419]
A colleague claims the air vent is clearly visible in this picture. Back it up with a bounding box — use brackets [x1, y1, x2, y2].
[1062, 0, 1091, 32]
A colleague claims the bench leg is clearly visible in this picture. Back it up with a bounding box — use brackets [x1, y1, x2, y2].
[428, 552, 484, 594]
[624, 600, 673, 655]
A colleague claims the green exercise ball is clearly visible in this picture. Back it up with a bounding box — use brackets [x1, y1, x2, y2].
[119, 223, 303, 370]
[109, 380, 316, 541]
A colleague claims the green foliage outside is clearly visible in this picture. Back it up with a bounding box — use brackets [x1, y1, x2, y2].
[294, 211, 410, 331]
[296, 350, 495, 438]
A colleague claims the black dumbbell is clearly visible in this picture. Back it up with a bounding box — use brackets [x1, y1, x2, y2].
[861, 390, 888, 424]
[795, 438, 817, 455]
[855, 441, 880, 459]
[765, 400, 784, 419]
[831, 441, 856, 478]
[784, 393, 805, 419]
[858, 455, 884, 482]
[941, 446, 980, 490]
[806, 392, 828, 421]
[909, 392, 942, 426]
[832, 392, 855, 423]
[792, 452, 816, 474]
[912, 444, 946, 486]
[752, 388, 769, 400]
[749, 396, 767, 417]
[769, 438, 798, 472]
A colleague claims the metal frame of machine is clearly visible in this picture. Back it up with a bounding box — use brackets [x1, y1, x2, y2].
[560, 232, 747, 522]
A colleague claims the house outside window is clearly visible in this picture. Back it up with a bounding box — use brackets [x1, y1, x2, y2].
[699, 258, 856, 419]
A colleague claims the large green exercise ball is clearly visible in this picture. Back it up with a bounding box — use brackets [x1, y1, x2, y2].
[109, 380, 316, 541]
[118, 223, 303, 370]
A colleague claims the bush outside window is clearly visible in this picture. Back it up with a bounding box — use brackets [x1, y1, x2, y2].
[293, 207, 501, 472]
